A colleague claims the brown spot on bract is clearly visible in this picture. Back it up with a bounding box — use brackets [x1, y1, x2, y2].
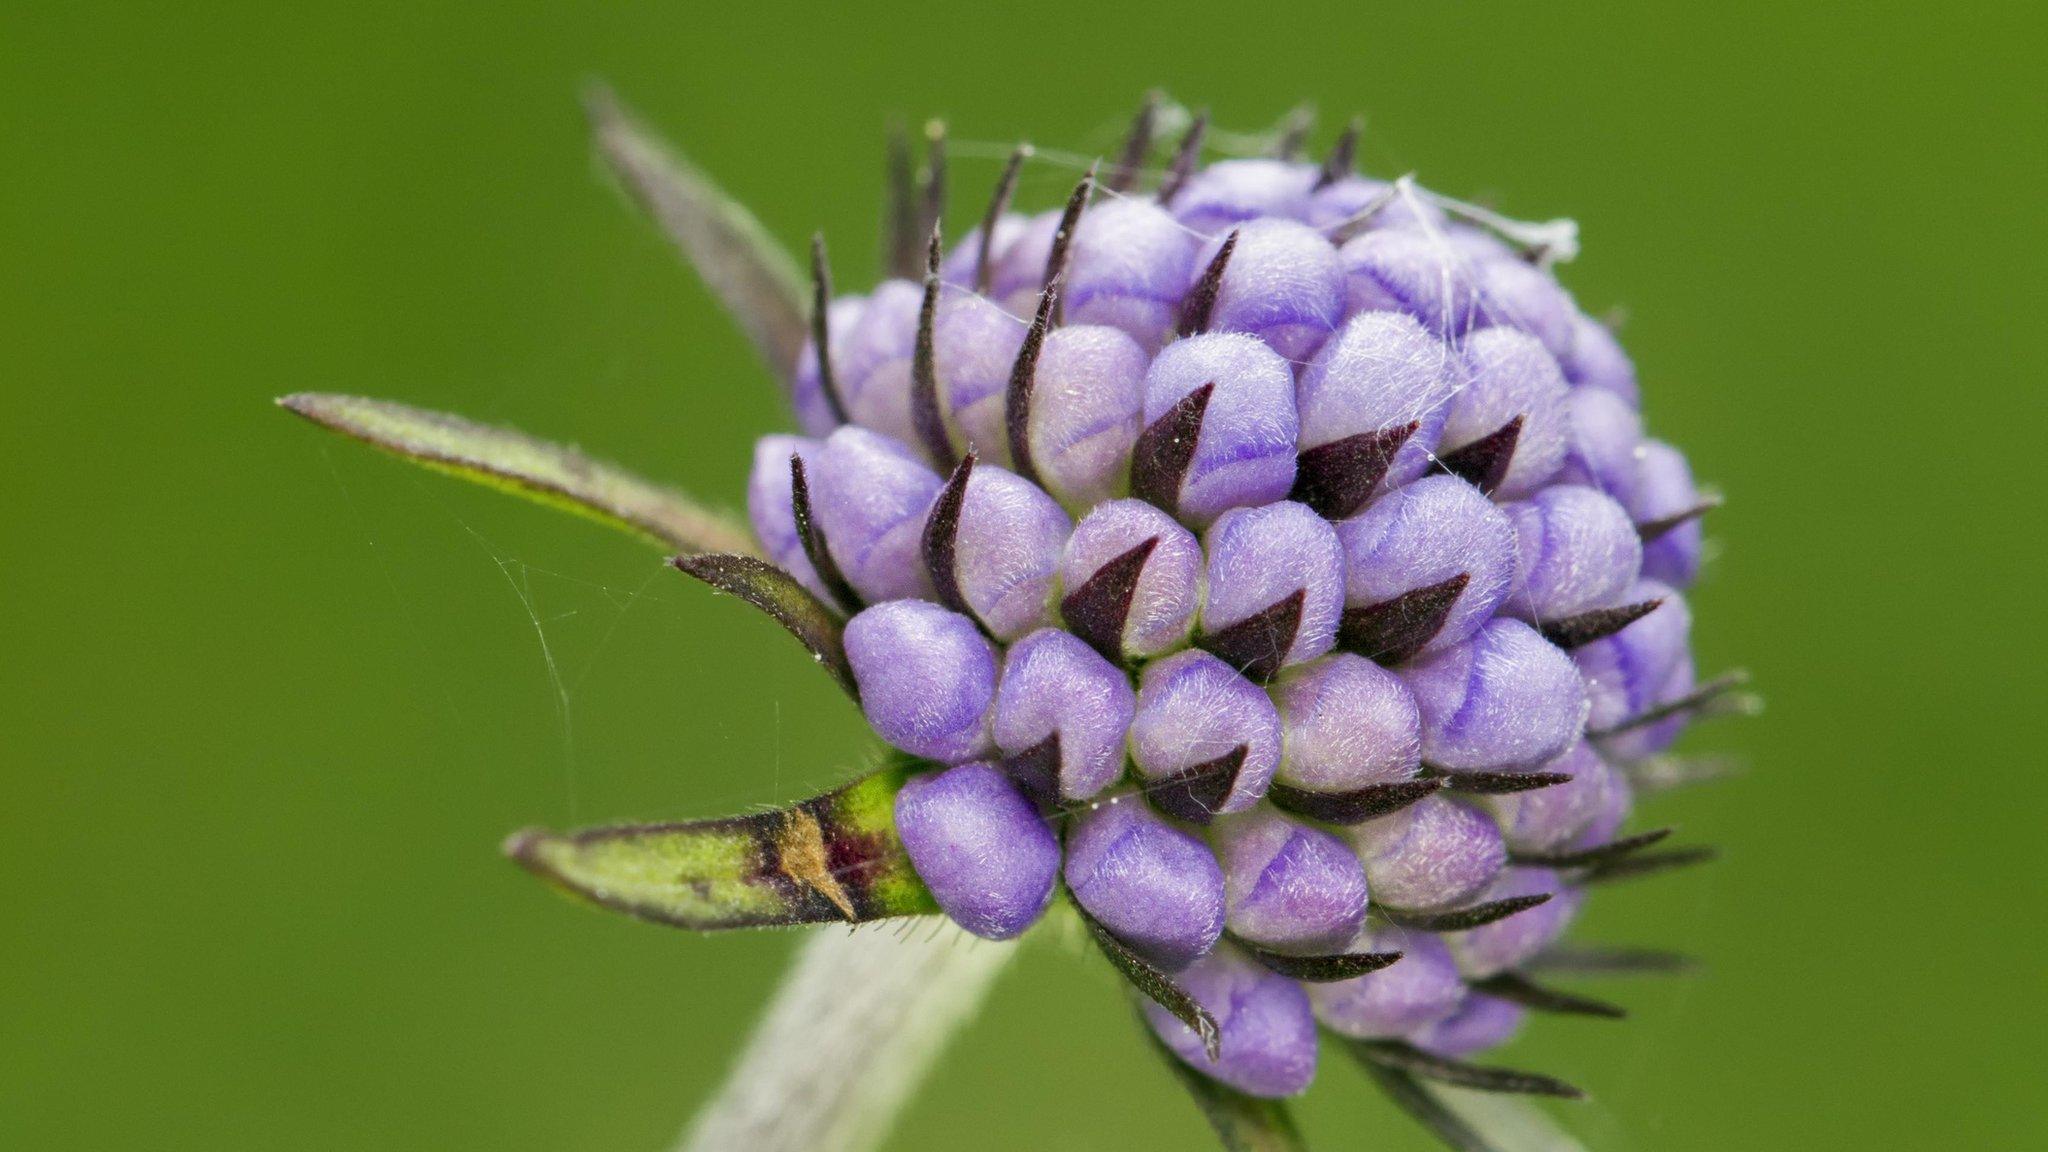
[775, 807, 858, 920]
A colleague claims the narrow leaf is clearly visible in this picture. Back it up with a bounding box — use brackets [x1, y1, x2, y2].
[1435, 769, 1573, 795]
[1107, 92, 1162, 194]
[1470, 972, 1627, 1019]
[910, 228, 957, 469]
[1059, 536, 1159, 663]
[1315, 115, 1362, 188]
[1147, 745, 1249, 826]
[999, 732, 1062, 812]
[1525, 945, 1698, 977]
[1237, 941, 1403, 982]
[1290, 422, 1419, 520]
[1350, 1039, 1585, 1100]
[1178, 229, 1240, 337]
[1589, 670, 1754, 738]
[1357, 1060, 1507, 1152]
[279, 393, 755, 556]
[1338, 574, 1470, 666]
[1004, 283, 1059, 488]
[1433, 416, 1524, 496]
[505, 759, 938, 930]
[586, 86, 807, 378]
[1200, 590, 1305, 684]
[922, 452, 977, 620]
[1537, 599, 1664, 650]
[670, 554, 857, 699]
[1078, 902, 1220, 1059]
[1636, 497, 1720, 543]
[1265, 777, 1443, 825]
[1143, 1019, 1309, 1152]
[1157, 110, 1209, 206]
[1379, 894, 1552, 933]
[976, 144, 1032, 293]
[807, 233, 852, 425]
[1511, 827, 1673, 869]
[1130, 382, 1214, 519]
[789, 455, 861, 615]
[1041, 167, 1097, 319]
[1578, 846, 1718, 886]
[884, 122, 920, 279]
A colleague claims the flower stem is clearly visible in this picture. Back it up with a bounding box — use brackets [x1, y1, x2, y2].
[679, 921, 1017, 1152]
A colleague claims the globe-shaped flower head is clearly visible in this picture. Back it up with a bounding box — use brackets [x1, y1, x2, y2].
[285, 92, 1749, 1151]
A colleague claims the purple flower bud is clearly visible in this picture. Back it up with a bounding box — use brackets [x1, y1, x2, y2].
[1444, 327, 1571, 499]
[1555, 385, 1645, 498]
[745, 434, 828, 601]
[1201, 501, 1345, 673]
[1559, 313, 1640, 405]
[1141, 333, 1300, 525]
[1336, 476, 1517, 656]
[813, 426, 942, 603]
[1626, 439, 1706, 587]
[1022, 324, 1149, 508]
[992, 628, 1136, 802]
[1065, 796, 1226, 970]
[1352, 795, 1506, 911]
[986, 209, 1062, 310]
[939, 213, 1028, 285]
[1305, 176, 1445, 233]
[933, 292, 1028, 463]
[1573, 581, 1690, 733]
[832, 279, 924, 447]
[1400, 618, 1589, 773]
[895, 761, 1059, 939]
[1481, 738, 1620, 854]
[948, 462, 1072, 640]
[1597, 656, 1697, 762]
[1472, 255, 1577, 359]
[1270, 653, 1423, 791]
[1294, 312, 1458, 503]
[844, 600, 995, 762]
[1130, 649, 1284, 816]
[1573, 757, 1634, 848]
[1059, 498, 1205, 659]
[1066, 198, 1202, 349]
[1309, 927, 1468, 1039]
[791, 295, 866, 436]
[1338, 228, 1481, 339]
[1196, 219, 1345, 362]
[1170, 159, 1317, 235]
[1212, 807, 1371, 954]
[1501, 485, 1643, 623]
[1445, 867, 1582, 978]
[1409, 993, 1526, 1058]
[1143, 944, 1320, 1098]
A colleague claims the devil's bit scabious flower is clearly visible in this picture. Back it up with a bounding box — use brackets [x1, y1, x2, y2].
[281, 90, 1750, 1152]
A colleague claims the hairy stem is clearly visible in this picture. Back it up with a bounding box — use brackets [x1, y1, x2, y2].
[679, 921, 1017, 1152]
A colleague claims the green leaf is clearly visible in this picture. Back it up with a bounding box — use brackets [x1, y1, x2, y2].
[586, 84, 808, 379]
[278, 392, 756, 556]
[505, 758, 938, 930]
[1141, 1018, 1308, 1152]
[669, 553, 857, 698]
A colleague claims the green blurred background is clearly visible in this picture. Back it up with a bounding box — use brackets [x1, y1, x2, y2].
[4, 2, 2042, 1148]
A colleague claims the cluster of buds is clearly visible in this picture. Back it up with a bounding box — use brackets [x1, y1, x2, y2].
[286, 92, 1744, 1149]
[746, 104, 1726, 1102]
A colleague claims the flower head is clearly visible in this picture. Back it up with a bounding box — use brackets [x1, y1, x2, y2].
[283, 91, 1749, 1151]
